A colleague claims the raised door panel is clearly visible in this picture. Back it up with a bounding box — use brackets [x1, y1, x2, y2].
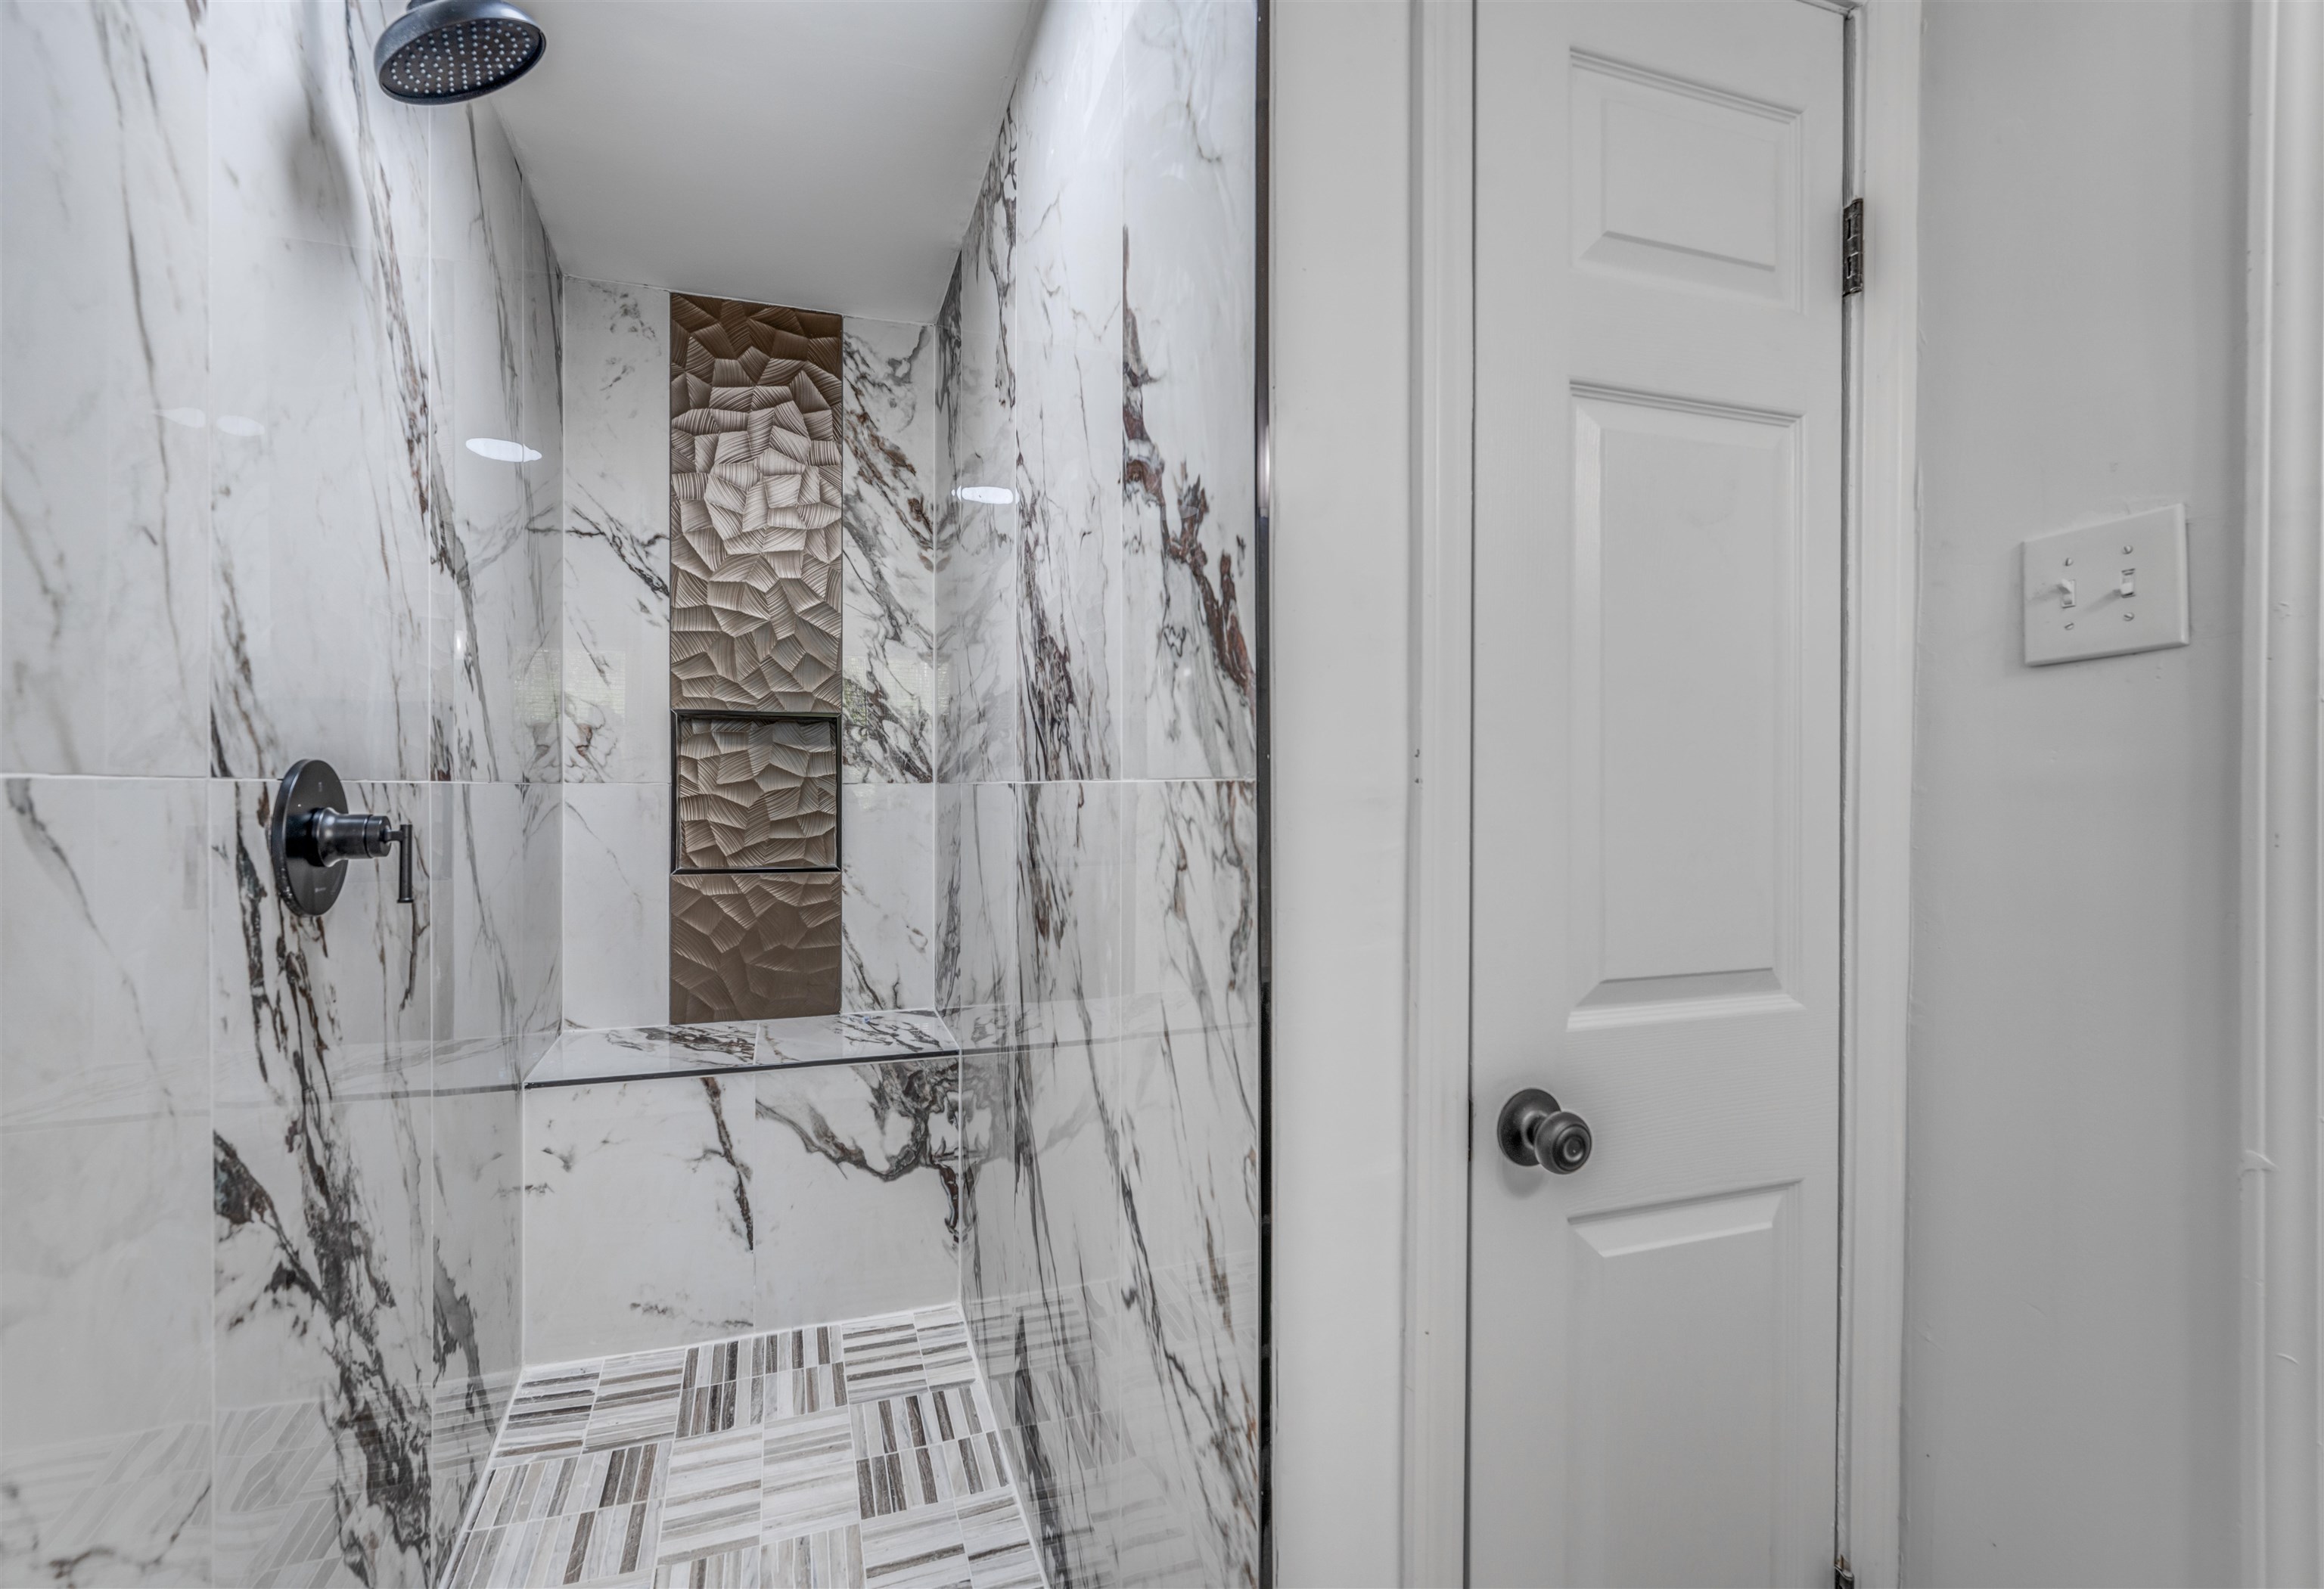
[1565, 1184, 1800, 1587]
[1571, 54, 1803, 305]
[1571, 389, 1800, 1027]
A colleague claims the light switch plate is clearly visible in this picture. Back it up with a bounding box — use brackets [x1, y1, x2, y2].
[2021, 504, 2190, 666]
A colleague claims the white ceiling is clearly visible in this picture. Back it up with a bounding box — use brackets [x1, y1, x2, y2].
[492, 0, 1039, 324]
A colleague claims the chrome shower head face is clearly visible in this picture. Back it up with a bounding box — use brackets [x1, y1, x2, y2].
[374, 0, 545, 104]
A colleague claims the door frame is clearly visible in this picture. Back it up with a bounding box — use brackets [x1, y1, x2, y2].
[1400, 4, 1923, 1582]
[2240, 3, 2324, 1581]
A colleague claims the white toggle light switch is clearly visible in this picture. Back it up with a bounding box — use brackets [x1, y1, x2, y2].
[2022, 504, 2190, 666]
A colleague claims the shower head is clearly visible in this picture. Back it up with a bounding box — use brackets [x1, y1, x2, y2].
[374, 0, 545, 104]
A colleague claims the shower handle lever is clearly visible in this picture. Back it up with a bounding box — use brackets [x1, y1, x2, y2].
[1498, 1088, 1593, 1175]
[297, 810, 414, 904]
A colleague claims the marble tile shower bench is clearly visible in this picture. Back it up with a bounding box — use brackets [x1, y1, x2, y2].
[520, 1011, 965, 1369]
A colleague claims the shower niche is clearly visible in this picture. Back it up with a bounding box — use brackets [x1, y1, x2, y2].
[527, 289, 956, 1358]
[559, 294, 937, 1038]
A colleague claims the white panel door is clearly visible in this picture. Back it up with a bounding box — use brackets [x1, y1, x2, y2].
[1468, 4, 1844, 1584]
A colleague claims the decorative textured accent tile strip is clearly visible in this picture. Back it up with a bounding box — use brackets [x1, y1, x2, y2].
[670, 295, 844, 715]
[443, 1305, 1041, 1589]
[676, 713, 840, 871]
[671, 872, 844, 1023]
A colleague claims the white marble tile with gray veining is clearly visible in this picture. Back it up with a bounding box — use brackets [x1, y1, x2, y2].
[524, 1058, 962, 1368]
[520, 147, 566, 784]
[434, 780, 561, 1045]
[1011, 9, 1131, 784]
[0, 777, 214, 1587]
[843, 781, 935, 1013]
[209, 775, 437, 1588]
[960, 1045, 1124, 1502]
[429, 1032, 524, 1573]
[752, 1060, 961, 1331]
[562, 275, 670, 786]
[1, 0, 210, 780]
[757, 1008, 952, 1067]
[1014, 781, 1129, 1033]
[937, 6, 1262, 1586]
[528, 1010, 954, 1088]
[954, 773, 1261, 1589]
[1129, 777, 1257, 1068]
[563, 781, 670, 1031]
[207, 0, 437, 787]
[523, 1072, 763, 1368]
[431, 103, 562, 785]
[935, 781, 1021, 1035]
[842, 318, 938, 787]
[536, 1021, 759, 1086]
[935, 135, 1024, 787]
[1111, 776, 1260, 1584]
[3, 6, 561, 1584]
[1121, 1, 1260, 783]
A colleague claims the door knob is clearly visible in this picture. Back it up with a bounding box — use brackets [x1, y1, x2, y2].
[1498, 1088, 1592, 1175]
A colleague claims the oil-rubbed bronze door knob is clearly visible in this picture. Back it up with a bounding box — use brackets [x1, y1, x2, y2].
[1497, 1088, 1592, 1175]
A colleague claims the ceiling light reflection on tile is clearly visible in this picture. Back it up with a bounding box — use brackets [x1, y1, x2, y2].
[954, 486, 1014, 505]
[467, 436, 543, 462]
[215, 414, 265, 437]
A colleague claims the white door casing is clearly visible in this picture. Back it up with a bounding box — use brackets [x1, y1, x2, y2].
[1468, 5, 1846, 1584]
[2242, 3, 2324, 1581]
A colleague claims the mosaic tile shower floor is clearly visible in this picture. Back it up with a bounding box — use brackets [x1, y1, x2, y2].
[444, 1305, 1042, 1589]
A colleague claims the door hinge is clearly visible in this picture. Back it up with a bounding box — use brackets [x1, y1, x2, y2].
[1842, 198, 1865, 296]
[1835, 1555, 1856, 1589]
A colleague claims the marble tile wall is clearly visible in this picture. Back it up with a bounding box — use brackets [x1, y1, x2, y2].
[560, 278, 675, 1032]
[522, 1057, 963, 1365]
[5, 3, 1252, 1585]
[561, 288, 938, 1029]
[0, 4, 562, 1584]
[934, 3, 1262, 1586]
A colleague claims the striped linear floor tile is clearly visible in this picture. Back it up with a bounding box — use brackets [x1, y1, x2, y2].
[859, 1506, 969, 1589]
[909, 1309, 974, 1385]
[654, 1426, 764, 1572]
[763, 1523, 861, 1587]
[956, 1490, 1043, 1589]
[835, 1317, 926, 1403]
[447, 1441, 666, 1588]
[453, 1305, 1043, 1589]
[588, 1349, 688, 1451]
[499, 1366, 603, 1461]
[763, 1412, 859, 1537]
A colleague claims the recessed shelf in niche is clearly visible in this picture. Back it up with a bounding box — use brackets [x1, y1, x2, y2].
[672, 709, 840, 873]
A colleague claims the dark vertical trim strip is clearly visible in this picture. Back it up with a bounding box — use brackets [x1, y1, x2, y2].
[1254, 0, 1275, 1583]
